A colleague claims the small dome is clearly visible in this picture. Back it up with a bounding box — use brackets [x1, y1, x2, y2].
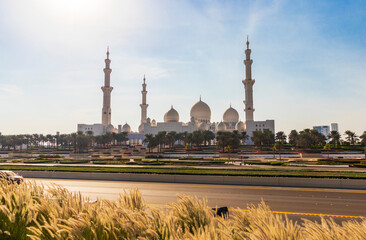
[146, 117, 151, 123]
[164, 106, 179, 122]
[190, 97, 211, 123]
[223, 106, 239, 123]
[198, 122, 208, 131]
[106, 124, 115, 133]
[151, 119, 157, 126]
[217, 122, 226, 131]
[236, 121, 246, 132]
[122, 123, 131, 133]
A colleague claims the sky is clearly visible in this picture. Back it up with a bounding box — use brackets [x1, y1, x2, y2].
[0, 0, 365, 136]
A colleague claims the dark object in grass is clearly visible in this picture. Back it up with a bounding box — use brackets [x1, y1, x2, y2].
[212, 206, 229, 218]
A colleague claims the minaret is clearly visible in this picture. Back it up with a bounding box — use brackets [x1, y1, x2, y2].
[242, 36, 255, 122]
[101, 47, 113, 125]
[140, 75, 148, 126]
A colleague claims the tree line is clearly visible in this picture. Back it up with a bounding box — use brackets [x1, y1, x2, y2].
[143, 130, 249, 153]
[1, 129, 365, 153]
[0, 132, 129, 153]
[287, 129, 366, 148]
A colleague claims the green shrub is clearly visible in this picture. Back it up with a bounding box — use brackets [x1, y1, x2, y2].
[145, 154, 163, 159]
[92, 160, 128, 165]
[140, 160, 165, 165]
[352, 164, 366, 168]
[178, 157, 204, 160]
[340, 146, 365, 151]
[38, 154, 61, 159]
[318, 159, 361, 165]
[23, 159, 56, 164]
[244, 160, 285, 166]
[59, 160, 90, 164]
[270, 161, 285, 166]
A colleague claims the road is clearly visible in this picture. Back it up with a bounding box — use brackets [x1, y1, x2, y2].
[28, 178, 366, 223]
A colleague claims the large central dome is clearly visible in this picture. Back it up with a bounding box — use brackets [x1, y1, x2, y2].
[223, 106, 239, 123]
[190, 98, 211, 123]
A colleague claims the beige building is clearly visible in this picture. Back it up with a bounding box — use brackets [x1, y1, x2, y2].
[78, 38, 275, 143]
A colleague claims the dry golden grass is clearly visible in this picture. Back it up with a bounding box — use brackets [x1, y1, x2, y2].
[0, 179, 365, 239]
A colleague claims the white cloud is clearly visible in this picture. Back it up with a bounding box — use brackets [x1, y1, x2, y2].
[0, 84, 24, 97]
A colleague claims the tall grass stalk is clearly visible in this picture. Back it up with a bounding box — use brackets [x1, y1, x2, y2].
[0, 179, 366, 239]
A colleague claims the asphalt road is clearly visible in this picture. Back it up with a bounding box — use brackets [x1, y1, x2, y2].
[28, 178, 366, 223]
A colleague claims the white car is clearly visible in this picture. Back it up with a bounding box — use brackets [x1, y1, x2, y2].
[0, 170, 24, 184]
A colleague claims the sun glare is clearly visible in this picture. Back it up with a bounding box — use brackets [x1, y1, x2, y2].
[36, 0, 105, 23]
[33, 0, 142, 27]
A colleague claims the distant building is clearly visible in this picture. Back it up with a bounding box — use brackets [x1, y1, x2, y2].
[331, 123, 339, 132]
[313, 125, 330, 138]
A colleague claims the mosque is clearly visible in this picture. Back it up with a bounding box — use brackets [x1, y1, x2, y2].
[77, 38, 275, 144]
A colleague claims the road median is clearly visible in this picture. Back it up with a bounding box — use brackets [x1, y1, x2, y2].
[1, 164, 365, 189]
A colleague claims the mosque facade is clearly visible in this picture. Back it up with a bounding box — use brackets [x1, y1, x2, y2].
[77, 38, 274, 144]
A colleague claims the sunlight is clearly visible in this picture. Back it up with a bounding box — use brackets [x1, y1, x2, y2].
[34, 0, 139, 24]
[37, 0, 103, 22]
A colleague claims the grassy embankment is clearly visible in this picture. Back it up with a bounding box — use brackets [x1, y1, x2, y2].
[1, 164, 366, 179]
[1, 180, 366, 239]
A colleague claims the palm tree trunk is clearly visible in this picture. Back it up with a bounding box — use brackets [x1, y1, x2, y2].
[279, 149, 281, 160]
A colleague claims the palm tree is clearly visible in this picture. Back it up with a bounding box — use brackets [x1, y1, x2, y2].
[216, 131, 231, 152]
[323, 143, 331, 159]
[328, 131, 341, 146]
[155, 131, 167, 152]
[39, 134, 46, 148]
[143, 134, 157, 152]
[166, 131, 177, 149]
[183, 132, 192, 148]
[345, 130, 358, 145]
[288, 130, 298, 146]
[273, 141, 284, 160]
[216, 131, 241, 153]
[240, 131, 249, 144]
[76, 135, 92, 153]
[297, 129, 325, 148]
[360, 131, 366, 160]
[46, 134, 53, 148]
[251, 131, 263, 149]
[102, 133, 113, 147]
[310, 129, 326, 146]
[71, 133, 77, 151]
[175, 132, 185, 146]
[114, 132, 128, 145]
[231, 130, 242, 150]
[32, 134, 40, 149]
[191, 131, 204, 147]
[360, 131, 366, 146]
[0, 135, 6, 150]
[275, 131, 287, 143]
[202, 130, 215, 146]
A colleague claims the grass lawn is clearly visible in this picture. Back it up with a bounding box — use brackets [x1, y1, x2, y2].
[1, 165, 366, 179]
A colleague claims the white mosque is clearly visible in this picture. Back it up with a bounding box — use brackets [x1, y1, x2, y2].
[77, 38, 275, 144]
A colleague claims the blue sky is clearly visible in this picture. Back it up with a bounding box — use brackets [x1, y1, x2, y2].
[0, 0, 365, 136]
